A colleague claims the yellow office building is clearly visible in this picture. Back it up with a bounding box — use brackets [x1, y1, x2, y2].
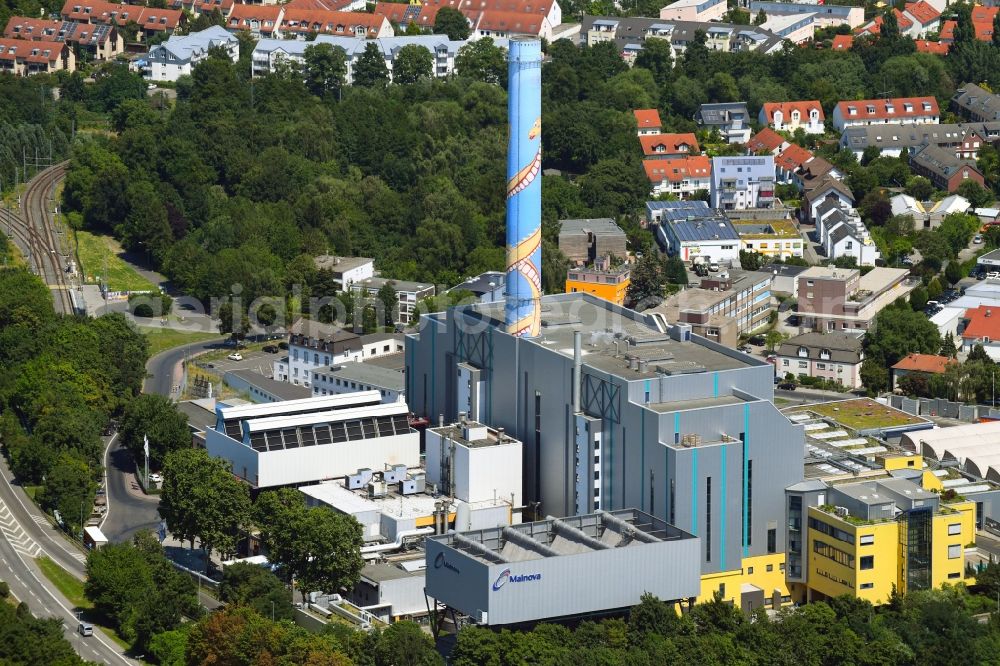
[793, 478, 975, 605]
[564, 264, 631, 306]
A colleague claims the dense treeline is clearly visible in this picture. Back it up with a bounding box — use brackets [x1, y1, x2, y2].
[0, 596, 90, 666]
[0, 242, 148, 533]
[0, 74, 72, 193]
[452, 588, 1000, 666]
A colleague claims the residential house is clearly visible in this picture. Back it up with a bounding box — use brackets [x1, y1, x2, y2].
[734, 219, 804, 260]
[710, 155, 776, 210]
[793, 156, 842, 192]
[3, 16, 122, 60]
[227, 4, 283, 37]
[61, 0, 183, 39]
[655, 203, 741, 265]
[696, 102, 752, 143]
[351, 277, 436, 325]
[759, 101, 825, 134]
[313, 255, 375, 290]
[900, 0, 940, 36]
[558, 218, 627, 263]
[634, 108, 662, 135]
[251, 34, 496, 82]
[643, 156, 711, 198]
[759, 13, 816, 44]
[564, 256, 631, 306]
[830, 33, 852, 49]
[648, 268, 774, 345]
[747, 128, 789, 155]
[581, 15, 785, 58]
[639, 132, 699, 159]
[891, 353, 955, 391]
[375, 0, 562, 34]
[273, 319, 404, 386]
[960, 305, 1000, 360]
[803, 176, 854, 223]
[471, 10, 554, 40]
[813, 198, 879, 266]
[952, 83, 1000, 123]
[145, 25, 237, 82]
[171, 0, 235, 17]
[839, 122, 1000, 159]
[749, 1, 864, 29]
[889, 193, 970, 230]
[659, 0, 725, 22]
[0, 38, 75, 74]
[831, 96, 940, 132]
[775, 332, 864, 388]
[914, 39, 948, 54]
[796, 266, 916, 331]
[909, 143, 986, 193]
[774, 144, 814, 184]
[278, 8, 393, 39]
[287, 0, 368, 13]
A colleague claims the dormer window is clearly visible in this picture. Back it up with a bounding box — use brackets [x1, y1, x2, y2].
[820, 348, 831, 360]
[798, 347, 809, 357]
[866, 105, 875, 113]
[847, 106, 857, 115]
[922, 102, 931, 110]
[904, 103, 913, 111]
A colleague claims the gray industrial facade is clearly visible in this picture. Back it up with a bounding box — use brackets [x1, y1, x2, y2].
[405, 294, 805, 578]
[425, 509, 700, 625]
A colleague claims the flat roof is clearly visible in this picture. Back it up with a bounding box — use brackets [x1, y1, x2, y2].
[429, 509, 693, 565]
[217, 391, 383, 422]
[313, 255, 373, 272]
[225, 370, 312, 401]
[354, 276, 434, 293]
[300, 479, 438, 520]
[362, 560, 425, 583]
[323, 362, 404, 392]
[857, 267, 909, 292]
[459, 294, 754, 379]
[649, 394, 748, 413]
[428, 421, 520, 448]
[786, 398, 927, 431]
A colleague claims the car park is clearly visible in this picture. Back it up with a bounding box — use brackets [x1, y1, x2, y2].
[227, 353, 243, 361]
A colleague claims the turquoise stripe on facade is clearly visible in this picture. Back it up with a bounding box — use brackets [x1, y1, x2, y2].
[713, 373, 718, 397]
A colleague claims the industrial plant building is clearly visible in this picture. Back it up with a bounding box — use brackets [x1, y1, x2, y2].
[406, 292, 806, 609]
[425, 509, 701, 625]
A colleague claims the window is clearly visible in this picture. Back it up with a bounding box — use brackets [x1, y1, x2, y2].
[747, 566, 754, 574]
[766, 564, 773, 572]
[860, 582, 874, 589]
[948, 523, 961, 536]
[949, 572, 961, 579]
[718, 582, 725, 598]
[767, 528, 776, 554]
[706, 477, 712, 562]
[814, 540, 853, 567]
[859, 534, 874, 546]
[860, 555, 874, 570]
[779, 562, 785, 572]
[798, 361, 808, 369]
[948, 544, 962, 559]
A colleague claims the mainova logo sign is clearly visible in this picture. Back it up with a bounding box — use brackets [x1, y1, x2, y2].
[434, 552, 460, 574]
[492, 568, 542, 592]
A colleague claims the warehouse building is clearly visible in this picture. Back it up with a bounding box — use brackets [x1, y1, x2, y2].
[425, 509, 701, 625]
[205, 392, 418, 489]
[406, 293, 805, 608]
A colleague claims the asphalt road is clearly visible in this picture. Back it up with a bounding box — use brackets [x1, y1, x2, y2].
[100, 435, 161, 545]
[144, 338, 229, 398]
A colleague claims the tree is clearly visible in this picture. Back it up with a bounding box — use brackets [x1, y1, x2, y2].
[218, 301, 251, 343]
[880, 9, 900, 41]
[220, 562, 294, 621]
[664, 255, 688, 285]
[909, 285, 929, 311]
[953, 2, 974, 45]
[765, 330, 785, 352]
[376, 282, 398, 327]
[956, 179, 993, 208]
[904, 175, 933, 201]
[374, 622, 444, 666]
[303, 42, 347, 98]
[353, 42, 390, 88]
[626, 253, 665, 309]
[433, 7, 470, 40]
[0, 597, 88, 665]
[940, 331, 958, 358]
[755, 8, 767, 24]
[455, 38, 506, 85]
[159, 448, 252, 562]
[120, 394, 191, 470]
[967, 343, 993, 364]
[254, 488, 364, 599]
[393, 44, 434, 84]
[41, 453, 94, 536]
[739, 249, 764, 271]
[944, 260, 964, 286]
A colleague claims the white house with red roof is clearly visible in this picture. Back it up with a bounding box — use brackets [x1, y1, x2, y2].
[961, 305, 1000, 360]
[633, 109, 661, 136]
[639, 133, 699, 159]
[643, 156, 710, 198]
[659, 0, 725, 22]
[858, 2, 939, 38]
[61, 0, 182, 39]
[747, 128, 789, 155]
[227, 4, 283, 37]
[759, 101, 824, 134]
[832, 96, 939, 131]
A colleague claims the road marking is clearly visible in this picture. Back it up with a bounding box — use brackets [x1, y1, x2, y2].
[0, 501, 41, 558]
[98, 433, 117, 533]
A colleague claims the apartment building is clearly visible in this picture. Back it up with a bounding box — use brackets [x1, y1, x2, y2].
[644, 156, 711, 198]
[0, 38, 75, 74]
[796, 266, 916, 332]
[697, 102, 753, 144]
[659, 0, 725, 21]
[749, 1, 864, 29]
[564, 257, 631, 306]
[273, 319, 404, 386]
[145, 25, 237, 82]
[351, 277, 435, 326]
[581, 15, 785, 59]
[775, 332, 864, 388]
[909, 143, 986, 193]
[710, 156, 776, 210]
[758, 101, 825, 134]
[952, 82, 1000, 123]
[639, 133, 699, 159]
[3, 16, 122, 60]
[839, 122, 1000, 159]
[832, 96, 940, 132]
[313, 255, 374, 290]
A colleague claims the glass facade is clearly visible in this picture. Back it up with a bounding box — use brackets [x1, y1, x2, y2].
[900, 509, 932, 592]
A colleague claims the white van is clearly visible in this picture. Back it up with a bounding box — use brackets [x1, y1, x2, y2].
[77, 622, 93, 637]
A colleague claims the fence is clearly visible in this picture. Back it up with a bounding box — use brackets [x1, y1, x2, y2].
[886, 394, 1000, 423]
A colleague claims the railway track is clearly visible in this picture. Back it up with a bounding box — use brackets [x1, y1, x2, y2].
[4, 162, 74, 315]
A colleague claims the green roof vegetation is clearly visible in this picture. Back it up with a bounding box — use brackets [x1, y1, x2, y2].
[790, 398, 924, 431]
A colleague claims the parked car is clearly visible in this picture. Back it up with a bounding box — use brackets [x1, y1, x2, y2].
[974, 234, 983, 244]
[262, 345, 279, 354]
[737, 344, 752, 353]
[149, 473, 163, 483]
[709, 262, 720, 272]
[227, 352, 243, 361]
[777, 382, 797, 391]
[278, 341, 289, 350]
[747, 335, 766, 346]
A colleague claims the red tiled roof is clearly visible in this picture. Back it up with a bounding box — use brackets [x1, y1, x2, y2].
[761, 100, 824, 124]
[374, 1, 409, 22]
[858, 10, 913, 35]
[892, 353, 954, 374]
[423, 0, 555, 17]
[473, 9, 544, 33]
[633, 109, 662, 129]
[639, 132, 699, 157]
[962, 305, 1000, 341]
[279, 8, 387, 36]
[939, 19, 955, 40]
[3, 17, 63, 40]
[971, 5, 998, 23]
[904, 0, 939, 26]
[61, 0, 181, 30]
[747, 128, 787, 154]
[0, 37, 64, 62]
[836, 96, 939, 122]
[914, 39, 948, 54]
[974, 20, 994, 41]
[831, 34, 853, 49]
[643, 156, 711, 184]
[775, 144, 813, 171]
[189, 0, 234, 13]
[286, 0, 356, 10]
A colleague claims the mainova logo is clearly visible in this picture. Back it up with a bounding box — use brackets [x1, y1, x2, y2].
[434, 552, 460, 574]
[492, 568, 542, 591]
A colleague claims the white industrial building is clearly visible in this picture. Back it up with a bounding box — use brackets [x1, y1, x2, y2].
[145, 26, 238, 82]
[311, 358, 405, 403]
[204, 392, 418, 489]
